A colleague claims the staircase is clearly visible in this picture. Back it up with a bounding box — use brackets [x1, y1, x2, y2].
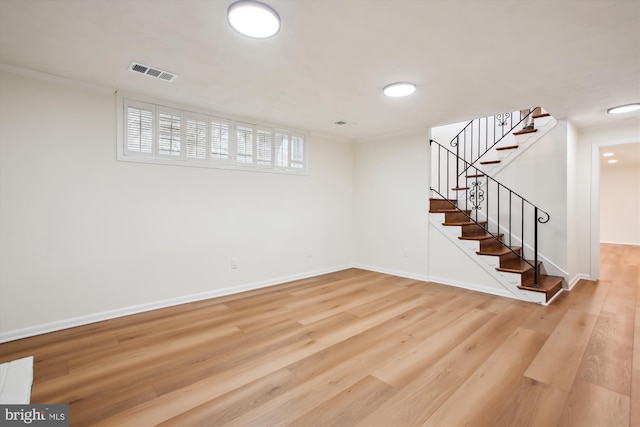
[430, 108, 564, 304]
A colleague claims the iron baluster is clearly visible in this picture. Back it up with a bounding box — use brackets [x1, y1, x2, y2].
[497, 184, 500, 242]
[534, 207, 539, 287]
[509, 191, 512, 247]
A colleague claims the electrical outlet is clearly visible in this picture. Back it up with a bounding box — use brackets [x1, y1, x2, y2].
[231, 257, 238, 269]
[403, 248, 409, 258]
[307, 248, 312, 258]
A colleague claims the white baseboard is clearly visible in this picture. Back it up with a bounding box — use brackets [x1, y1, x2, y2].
[352, 264, 429, 283]
[354, 263, 515, 300]
[428, 275, 518, 300]
[0, 265, 351, 344]
[568, 273, 593, 290]
[600, 240, 640, 246]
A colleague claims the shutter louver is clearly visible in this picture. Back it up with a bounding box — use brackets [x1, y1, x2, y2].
[236, 125, 253, 164]
[211, 120, 230, 160]
[275, 131, 289, 167]
[127, 106, 153, 154]
[291, 135, 305, 169]
[158, 112, 181, 156]
[257, 129, 273, 166]
[186, 119, 207, 160]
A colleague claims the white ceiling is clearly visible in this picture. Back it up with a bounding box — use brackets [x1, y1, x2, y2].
[0, 0, 639, 142]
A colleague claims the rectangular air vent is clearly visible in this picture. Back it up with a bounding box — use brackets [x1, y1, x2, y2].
[129, 62, 177, 82]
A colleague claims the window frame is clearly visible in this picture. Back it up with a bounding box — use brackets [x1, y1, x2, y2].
[117, 93, 308, 175]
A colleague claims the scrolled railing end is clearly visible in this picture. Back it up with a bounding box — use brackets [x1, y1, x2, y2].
[537, 210, 550, 224]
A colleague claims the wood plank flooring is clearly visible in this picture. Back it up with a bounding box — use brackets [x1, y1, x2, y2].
[0, 243, 638, 426]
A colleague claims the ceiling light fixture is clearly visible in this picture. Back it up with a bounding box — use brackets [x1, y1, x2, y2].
[603, 152, 614, 157]
[227, 0, 280, 39]
[383, 82, 417, 98]
[607, 103, 640, 114]
[608, 159, 618, 164]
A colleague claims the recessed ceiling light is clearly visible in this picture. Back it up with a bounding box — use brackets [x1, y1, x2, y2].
[603, 152, 614, 157]
[607, 103, 640, 114]
[227, 0, 280, 39]
[608, 159, 618, 163]
[383, 82, 417, 97]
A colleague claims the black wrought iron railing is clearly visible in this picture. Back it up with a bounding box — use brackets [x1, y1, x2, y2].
[450, 108, 535, 179]
[430, 139, 549, 287]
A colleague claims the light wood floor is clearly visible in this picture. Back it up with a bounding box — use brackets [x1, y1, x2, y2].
[0, 244, 638, 426]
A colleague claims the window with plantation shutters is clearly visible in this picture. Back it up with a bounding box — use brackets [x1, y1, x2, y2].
[119, 97, 306, 173]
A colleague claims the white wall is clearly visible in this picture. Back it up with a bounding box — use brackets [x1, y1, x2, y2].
[600, 161, 640, 245]
[493, 122, 568, 276]
[429, 120, 467, 200]
[0, 70, 354, 338]
[430, 120, 468, 147]
[353, 133, 429, 280]
[566, 121, 580, 284]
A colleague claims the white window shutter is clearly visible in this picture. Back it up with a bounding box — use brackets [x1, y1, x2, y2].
[236, 124, 254, 164]
[210, 119, 230, 160]
[186, 117, 207, 160]
[126, 105, 154, 154]
[257, 128, 273, 166]
[158, 110, 181, 157]
[291, 134, 305, 169]
[275, 131, 289, 168]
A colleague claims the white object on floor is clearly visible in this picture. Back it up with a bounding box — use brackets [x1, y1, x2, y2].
[0, 356, 34, 404]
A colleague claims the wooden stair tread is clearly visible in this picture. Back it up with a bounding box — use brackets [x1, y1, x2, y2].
[458, 233, 503, 241]
[513, 128, 538, 135]
[519, 275, 563, 301]
[429, 198, 458, 212]
[466, 173, 485, 178]
[496, 259, 541, 273]
[429, 209, 456, 213]
[451, 187, 469, 191]
[442, 221, 486, 227]
[518, 275, 563, 293]
[532, 113, 550, 119]
[430, 198, 457, 202]
[480, 160, 501, 165]
[496, 145, 519, 151]
[430, 210, 472, 216]
[477, 246, 521, 256]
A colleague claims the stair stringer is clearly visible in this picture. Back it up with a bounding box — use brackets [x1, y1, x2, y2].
[474, 114, 558, 177]
[429, 212, 547, 304]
